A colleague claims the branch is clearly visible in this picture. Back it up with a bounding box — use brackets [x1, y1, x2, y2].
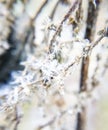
[12, 106, 22, 130]
[37, 107, 77, 130]
[32, 0, 48, 21]
[49, 0, 79, 53]
[64, 28, 108, 73]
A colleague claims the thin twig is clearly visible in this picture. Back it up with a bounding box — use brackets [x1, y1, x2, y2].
[50, 0, 60, 19]
[91, 35, 105, 48]
[12, 106, 22, 130]
[64, 30, 108, 73]
[49, 0, 79, 52]
[32, 0, 48, 21]
[37, 116, 56, 130]
[37, 107, 77, 130]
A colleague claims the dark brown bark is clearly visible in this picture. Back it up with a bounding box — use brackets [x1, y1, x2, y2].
[85, 0, 100, 41]
[76, 1, 101, 130]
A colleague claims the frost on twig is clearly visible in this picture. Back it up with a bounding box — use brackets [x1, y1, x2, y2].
[49, 0, 79, 53]
[0, 0, 108, 129]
